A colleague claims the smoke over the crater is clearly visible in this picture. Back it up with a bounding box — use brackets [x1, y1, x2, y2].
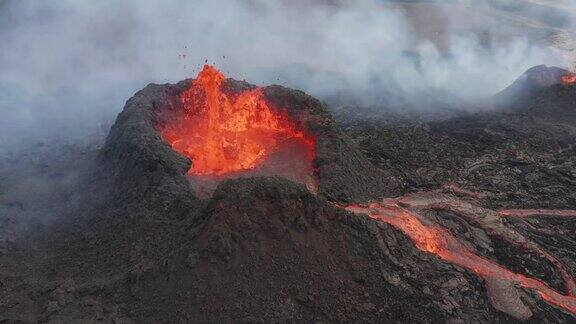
[0, 0, 573, 148]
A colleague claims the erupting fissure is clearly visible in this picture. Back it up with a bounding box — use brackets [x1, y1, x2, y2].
[562, 74, 576, 85]
[158, 65, 315, 176]
[346, 200, 576, 316]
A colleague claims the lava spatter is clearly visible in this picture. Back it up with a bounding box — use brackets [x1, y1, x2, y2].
[158, 65, 316, 176]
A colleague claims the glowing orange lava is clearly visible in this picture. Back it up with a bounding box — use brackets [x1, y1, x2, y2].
[562, 74, 576, 85]
[158, 65, 315, 175]
[346, 202, 576, 315]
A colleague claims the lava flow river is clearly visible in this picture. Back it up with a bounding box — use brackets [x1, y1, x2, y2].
[346, 200, 576, 316]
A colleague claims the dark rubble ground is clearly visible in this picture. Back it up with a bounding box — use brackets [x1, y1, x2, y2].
[0, 66, 575, 322]
[335, 66, 576, 210]
[331, 65, 576, 315]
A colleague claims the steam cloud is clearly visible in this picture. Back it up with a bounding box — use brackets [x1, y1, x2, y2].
[0, 0, 573, 149]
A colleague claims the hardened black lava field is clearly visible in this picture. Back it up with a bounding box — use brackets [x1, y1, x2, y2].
[1, 65, 576, 323]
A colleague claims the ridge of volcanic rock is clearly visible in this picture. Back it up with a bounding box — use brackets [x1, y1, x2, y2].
[100, 70, 404, 204]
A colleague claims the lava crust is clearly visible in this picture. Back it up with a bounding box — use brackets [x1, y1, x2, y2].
[1, 66, 575, 322]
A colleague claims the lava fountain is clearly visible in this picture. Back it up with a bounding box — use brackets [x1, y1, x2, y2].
[158, 65, 317, 195]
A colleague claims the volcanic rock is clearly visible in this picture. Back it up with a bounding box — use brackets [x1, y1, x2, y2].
[494, 65, 576, 121]
[1, 66, 576, 322]
[101, 74, 403, 204]
[337, 65, 576, 208]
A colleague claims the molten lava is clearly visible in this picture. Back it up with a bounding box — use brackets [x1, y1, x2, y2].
[159, 65, 315, 176]
[562, 74, 576, 85]
[346, 200, 576, 315]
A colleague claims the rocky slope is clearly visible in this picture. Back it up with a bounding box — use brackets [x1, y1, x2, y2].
[0, 66, 575, 322]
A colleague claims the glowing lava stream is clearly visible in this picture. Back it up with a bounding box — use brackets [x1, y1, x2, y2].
[346, 202, 576, 315]
[158, 65, 315, 176]
[396, 194, 576, 298]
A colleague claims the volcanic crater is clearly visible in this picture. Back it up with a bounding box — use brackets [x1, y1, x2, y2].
[103, 64, 402, 203]
[94, 64, 576, 321]
[2, 65, 576, 323]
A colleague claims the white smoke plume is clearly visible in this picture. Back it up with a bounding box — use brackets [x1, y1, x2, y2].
[0, 0, 573, 149]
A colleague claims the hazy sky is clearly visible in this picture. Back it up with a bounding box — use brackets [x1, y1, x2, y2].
[0, 0, 571, 149]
